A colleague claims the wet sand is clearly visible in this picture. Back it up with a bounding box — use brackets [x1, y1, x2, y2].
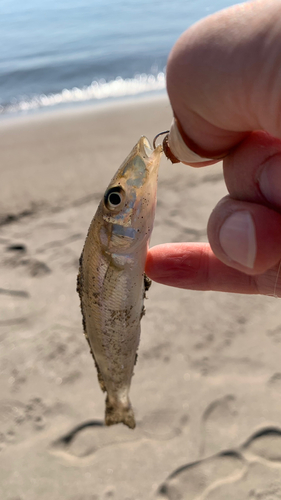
[1, 96, 281, 500]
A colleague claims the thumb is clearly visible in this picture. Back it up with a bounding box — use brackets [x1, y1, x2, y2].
[166, 0, 281, 159]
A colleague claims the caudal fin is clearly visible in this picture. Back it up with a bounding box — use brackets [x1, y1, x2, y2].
[105, 396, 136, 429]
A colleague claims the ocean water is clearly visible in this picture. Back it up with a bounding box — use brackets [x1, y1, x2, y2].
[0, 0, 244, 116]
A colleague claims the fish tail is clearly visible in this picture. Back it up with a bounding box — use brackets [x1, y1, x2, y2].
[105, 396, 136, 429]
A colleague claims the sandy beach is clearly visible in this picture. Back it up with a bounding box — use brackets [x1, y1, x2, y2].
[1, 96, 281, 500]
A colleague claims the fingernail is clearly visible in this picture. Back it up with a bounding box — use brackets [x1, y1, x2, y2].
[168, 118, 213, 164]
[219, 211, 256, 269]
[259, 154, 281, 206]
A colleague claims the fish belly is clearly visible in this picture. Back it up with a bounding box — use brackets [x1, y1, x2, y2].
[78, 243, 145, 429]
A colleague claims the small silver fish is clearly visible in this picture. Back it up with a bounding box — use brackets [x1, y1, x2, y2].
[77, 137, 162, 429]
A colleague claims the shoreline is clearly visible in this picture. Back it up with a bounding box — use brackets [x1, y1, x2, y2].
[0, 93, 171, 218]
[0, 90, 168, 127]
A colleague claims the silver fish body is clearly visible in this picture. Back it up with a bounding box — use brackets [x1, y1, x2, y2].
[77, 137, 162, 429]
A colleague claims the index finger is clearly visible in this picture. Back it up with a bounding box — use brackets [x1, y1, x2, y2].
[145, 243, 281, 297]
[166, 0, 281, 161]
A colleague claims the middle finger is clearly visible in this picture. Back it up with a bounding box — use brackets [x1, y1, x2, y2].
[223, 130, 281, 211]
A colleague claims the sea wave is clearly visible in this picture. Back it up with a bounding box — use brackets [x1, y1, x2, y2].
[0, 72, 166, 115]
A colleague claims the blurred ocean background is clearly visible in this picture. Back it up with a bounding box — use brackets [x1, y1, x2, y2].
[0, 0, 244, 116]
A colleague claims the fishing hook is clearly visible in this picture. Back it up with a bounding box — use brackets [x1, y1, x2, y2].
[153, 130, 170, 150]
[153, 129, 180, 163]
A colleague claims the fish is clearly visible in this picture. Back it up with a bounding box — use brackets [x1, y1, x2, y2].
[77, 136, 162, 429]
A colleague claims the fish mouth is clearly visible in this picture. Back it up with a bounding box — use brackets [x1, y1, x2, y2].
[138, 136, 154, 159]
[137, 136, 163, 171]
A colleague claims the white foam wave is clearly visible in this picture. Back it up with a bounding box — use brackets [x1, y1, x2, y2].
[0, 72, 166, 115]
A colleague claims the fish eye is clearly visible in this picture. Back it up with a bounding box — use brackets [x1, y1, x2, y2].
[104, 186, 124, 210]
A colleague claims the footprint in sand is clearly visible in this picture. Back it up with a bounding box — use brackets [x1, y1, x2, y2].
[52, 420, 138, 458]
[156, 427, 281, 500]
[0, 397, 69, 451]
[157, 451, 245, 500]
[52, 409, 189, 459]
[200, 394, 238, 457]
[0, 397, 47, 451]
[242, 427, 281, 462]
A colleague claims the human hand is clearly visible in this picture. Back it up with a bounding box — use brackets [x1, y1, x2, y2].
[146, 0, 281, 297]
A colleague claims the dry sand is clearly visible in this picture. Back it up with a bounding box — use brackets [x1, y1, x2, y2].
[1, 96, 281, 500]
